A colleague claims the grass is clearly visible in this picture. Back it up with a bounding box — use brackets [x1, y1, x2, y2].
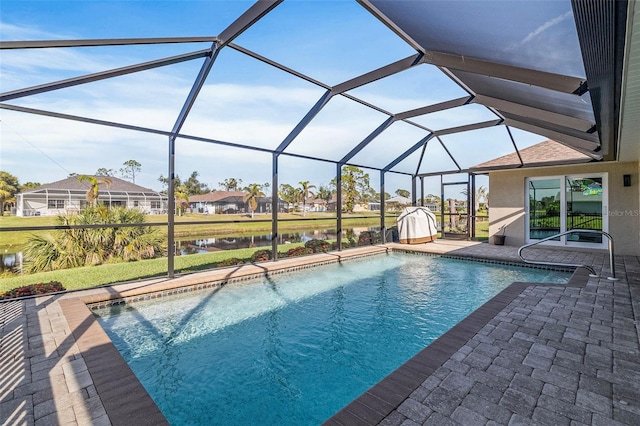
[474, 220, 489, 241]
[0, 242, 309, 294]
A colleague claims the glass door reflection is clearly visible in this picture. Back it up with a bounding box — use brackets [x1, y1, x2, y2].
[565, 177, 603, 244]
[528, 178, 561, 241]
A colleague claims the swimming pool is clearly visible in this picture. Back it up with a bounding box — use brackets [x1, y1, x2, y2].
[94, 253, 570, 425]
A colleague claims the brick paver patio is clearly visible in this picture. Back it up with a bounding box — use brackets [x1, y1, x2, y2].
[1, 242, 639, 425]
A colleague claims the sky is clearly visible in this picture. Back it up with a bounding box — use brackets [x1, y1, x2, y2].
[0, 0, 577, 195]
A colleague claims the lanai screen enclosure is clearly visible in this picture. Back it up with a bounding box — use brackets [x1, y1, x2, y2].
[0, 0, 626, 276]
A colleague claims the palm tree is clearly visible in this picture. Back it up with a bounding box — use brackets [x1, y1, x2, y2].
[316, 185, 333, 212]
[243, 183, 265, 218]
[175, 190, 189, 216]
[462, 185, 488, 216]
[298, 181, 316, 216]
[77, 175, 112, 206]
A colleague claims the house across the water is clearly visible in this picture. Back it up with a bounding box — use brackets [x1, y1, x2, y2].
[16, 176, 168, 217]
[188, 191, 286, 214]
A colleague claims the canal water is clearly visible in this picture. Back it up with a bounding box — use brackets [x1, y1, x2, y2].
[175, 227, 377, 255]
[1, 227, 379, 273]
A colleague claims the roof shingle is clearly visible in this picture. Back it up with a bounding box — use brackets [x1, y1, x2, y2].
[470, 140, 592, 171]
[23, 176, 162, 194]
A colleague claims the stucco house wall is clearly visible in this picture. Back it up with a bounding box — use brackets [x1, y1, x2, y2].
[488, 161, 639, 256]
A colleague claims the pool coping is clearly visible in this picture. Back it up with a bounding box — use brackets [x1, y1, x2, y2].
[58, 298, 170, 426]
[52, 244, 583, 425]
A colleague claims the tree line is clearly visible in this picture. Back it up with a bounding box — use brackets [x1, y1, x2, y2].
[0, 171, 39, 214]
[2, 161, 482, 217]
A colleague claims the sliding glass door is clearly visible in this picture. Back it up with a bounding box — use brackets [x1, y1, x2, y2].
[526, 174, 607, 247]
[528, 178, 561, 241]
[565, 176, 604, 244]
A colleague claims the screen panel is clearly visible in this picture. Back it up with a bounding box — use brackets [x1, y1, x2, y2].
[369, 0, 585, 77]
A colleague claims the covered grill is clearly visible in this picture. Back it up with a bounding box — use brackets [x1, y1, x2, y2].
[397, 207, 438, 244]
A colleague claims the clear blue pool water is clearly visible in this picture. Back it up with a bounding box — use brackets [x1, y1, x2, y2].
[94, 254, 570, 425]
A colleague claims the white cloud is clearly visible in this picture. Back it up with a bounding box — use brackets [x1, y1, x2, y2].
[516, 11, 573, 48]
[0, 21, 75, 40]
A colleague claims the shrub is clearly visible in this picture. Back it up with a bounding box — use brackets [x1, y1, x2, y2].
[358, 231, 381, 246]
[24, 206, 165, 273]
[1, 281, 65, 300]
[284, 246, 313, 258]
[304, 239, 331, 253]
[250, 249, 272, 262]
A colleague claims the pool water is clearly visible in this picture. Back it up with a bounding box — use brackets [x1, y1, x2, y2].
[94, 254, 569, 425]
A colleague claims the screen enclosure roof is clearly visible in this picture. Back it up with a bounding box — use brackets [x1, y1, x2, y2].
[0, 0, 633, 176]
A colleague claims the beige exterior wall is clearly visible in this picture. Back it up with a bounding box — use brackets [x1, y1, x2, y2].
[488, 161, 639, 256]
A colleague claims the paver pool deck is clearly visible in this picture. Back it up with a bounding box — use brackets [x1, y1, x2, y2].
[1, 241, 639, 425]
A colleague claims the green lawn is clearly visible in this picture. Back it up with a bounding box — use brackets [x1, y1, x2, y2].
[474, 220, 489, 241]
[0, 242, 310, 294]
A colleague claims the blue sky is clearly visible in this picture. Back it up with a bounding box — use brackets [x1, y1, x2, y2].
[0, 0, 563, 195]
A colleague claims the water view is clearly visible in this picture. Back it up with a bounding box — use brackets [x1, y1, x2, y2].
[176, 227, 377, 255]
[1, 227, 379, 273]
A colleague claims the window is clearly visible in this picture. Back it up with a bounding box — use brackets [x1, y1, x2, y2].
[151, 201, 161, 209]
[110, 201, 124, 207]
[133, 200, 139, 207]
[47, 199, 65, 209]
[526, 173, 607, 247]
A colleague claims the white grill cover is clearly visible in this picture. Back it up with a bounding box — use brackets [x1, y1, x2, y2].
[397, 206, 438, 244]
